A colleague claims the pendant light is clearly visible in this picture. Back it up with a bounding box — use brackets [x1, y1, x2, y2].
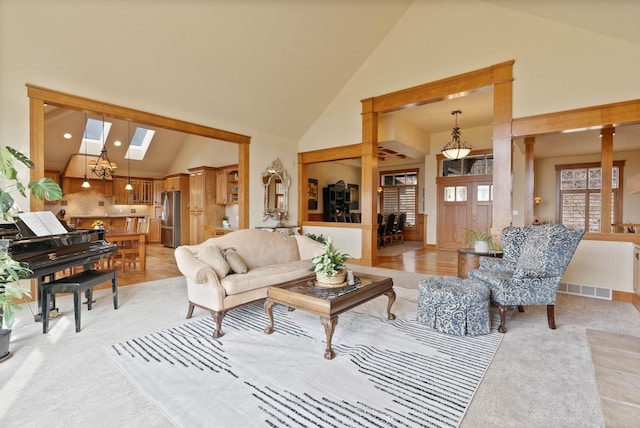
[89, 115, 117, 180]
[125, 121, 133, 191]
[81, 113, 91, 188]
[441, 110, 472, 160]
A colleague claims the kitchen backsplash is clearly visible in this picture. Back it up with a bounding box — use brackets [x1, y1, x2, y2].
[44, 188, 151, 219]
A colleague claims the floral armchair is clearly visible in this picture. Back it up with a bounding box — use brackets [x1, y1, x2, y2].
[468, 224, 584, 333]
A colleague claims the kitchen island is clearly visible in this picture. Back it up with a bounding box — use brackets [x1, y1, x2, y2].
[69, 215, 149, 233]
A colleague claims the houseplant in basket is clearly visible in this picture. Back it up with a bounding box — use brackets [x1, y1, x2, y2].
[310, 236, 349, 286]
[0, 146, 62, 361]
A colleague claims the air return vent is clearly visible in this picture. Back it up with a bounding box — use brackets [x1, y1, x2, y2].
[558, 282, 612, 300]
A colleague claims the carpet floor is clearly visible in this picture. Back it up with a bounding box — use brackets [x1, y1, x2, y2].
[2, 269, 640, 427]
[105, 288, 502, 427]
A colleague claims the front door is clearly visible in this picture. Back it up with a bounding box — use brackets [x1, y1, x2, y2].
[437, 177, 493, 250]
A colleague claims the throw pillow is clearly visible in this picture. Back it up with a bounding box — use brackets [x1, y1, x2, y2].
[222, 247, 248, 274]
[198, 244, 230, 278]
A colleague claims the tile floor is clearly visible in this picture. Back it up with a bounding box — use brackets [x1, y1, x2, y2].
[587, 329, 640, 427]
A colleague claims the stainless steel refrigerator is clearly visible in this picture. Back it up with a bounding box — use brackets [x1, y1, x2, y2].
[161, 191, 181, 248]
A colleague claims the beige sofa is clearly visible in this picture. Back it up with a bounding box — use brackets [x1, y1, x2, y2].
[174, 229, 323, 337]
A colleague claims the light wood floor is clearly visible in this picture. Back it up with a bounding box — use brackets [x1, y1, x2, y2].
[109, 241, 457, 288]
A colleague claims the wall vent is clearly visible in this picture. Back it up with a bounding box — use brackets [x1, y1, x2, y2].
[558, 282, 612, 300]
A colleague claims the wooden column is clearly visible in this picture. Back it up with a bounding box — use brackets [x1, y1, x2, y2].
[524, 137, 535, 225]
[360, 98, 378, 266]
[298, 153, 307, 227]
[29, 96, 46, 212]
[491, 62, 514, 234]
[600, 127, 614, 234]
[238, 141, 250, 229]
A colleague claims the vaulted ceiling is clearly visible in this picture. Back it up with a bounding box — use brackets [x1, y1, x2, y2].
[41, 0, 640, 174]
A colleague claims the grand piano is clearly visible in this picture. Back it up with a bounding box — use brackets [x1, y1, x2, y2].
[1, 221, 118, 321]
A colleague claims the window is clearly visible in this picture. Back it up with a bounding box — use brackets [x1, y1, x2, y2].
[126, 127, 156, 160]
[441, 154, 493, 177]
[79, 118, 112, 155]
[556, 162, 624, 232]
[380, 170, 418, 226]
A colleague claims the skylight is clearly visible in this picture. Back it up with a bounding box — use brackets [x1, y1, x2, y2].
[79, 118, 112, 155]
[125, 127, 155, 160]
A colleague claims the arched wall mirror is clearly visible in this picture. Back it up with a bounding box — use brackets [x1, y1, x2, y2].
[262, 158, 290, 226]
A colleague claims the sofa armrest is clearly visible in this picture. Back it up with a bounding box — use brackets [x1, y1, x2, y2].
[294, 235, 324, 260]
[174, 246, 219, 284]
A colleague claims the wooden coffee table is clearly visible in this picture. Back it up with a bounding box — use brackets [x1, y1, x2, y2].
[264, 272, 395, 360]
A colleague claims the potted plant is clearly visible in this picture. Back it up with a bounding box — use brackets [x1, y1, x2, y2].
[310, 236, 349, 285]
[0, 145, 62, 360]
[0, 249, 32, 360]
[222, 216, 230, 228]
[463, 227, 500, 253]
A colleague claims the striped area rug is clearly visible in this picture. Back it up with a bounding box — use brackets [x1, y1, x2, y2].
[105, 288, 503, 427]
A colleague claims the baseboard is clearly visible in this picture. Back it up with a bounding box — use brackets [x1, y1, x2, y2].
[632, 293, 640, 313]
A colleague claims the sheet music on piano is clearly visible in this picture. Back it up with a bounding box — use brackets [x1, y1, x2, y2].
[18, 211, 68, 237]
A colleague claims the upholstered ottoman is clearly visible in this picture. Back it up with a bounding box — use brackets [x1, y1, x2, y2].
[417, 275, 490, 336]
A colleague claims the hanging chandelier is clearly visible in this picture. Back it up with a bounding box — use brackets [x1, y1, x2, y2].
[441, 110, 472, 160]
[89, 117, 117, 180]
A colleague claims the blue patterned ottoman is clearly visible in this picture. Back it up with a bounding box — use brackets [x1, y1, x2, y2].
[417, 276, 490, 336]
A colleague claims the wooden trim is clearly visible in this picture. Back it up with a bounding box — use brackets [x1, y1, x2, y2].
[512, 98, 640, 137]
[27, 84, 251, 143]
[612, 290, 636, 303]
[27, 84, 251, 230]
[238, 142, 250, 228]
[524, 137, 535, 225]
[582, 232, 640, 244]
[299, 144, 362, 164]
[554, 160, 626, 170]
[358, 61, 514, 265]
[368, 61, 515, 113]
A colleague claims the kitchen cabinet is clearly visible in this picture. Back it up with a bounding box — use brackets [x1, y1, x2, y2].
[61, 177, 113, 197]
[216, 165, 239, 205]
[139, 179, 153, 204]
[152, 180, 164, 218]
[164, 175, 185, 191]
[189, 211, 204, 245]
[188, 166, 223, 244]
[149, 218, 161, 243]
[130, 179, 141, 203]
[113, 178, 130, 204]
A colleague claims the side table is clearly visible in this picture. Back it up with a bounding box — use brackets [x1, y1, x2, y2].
[457, 249, 503, 278]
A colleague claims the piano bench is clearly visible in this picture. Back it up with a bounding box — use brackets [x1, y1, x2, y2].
[42, 269, 118, 334]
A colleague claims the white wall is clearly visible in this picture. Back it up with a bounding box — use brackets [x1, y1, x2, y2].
[302, 225, 362, 259]
[564, 240, 635, 293]
[299, 1, 640, 152]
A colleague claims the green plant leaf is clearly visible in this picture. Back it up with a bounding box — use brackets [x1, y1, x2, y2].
[28, 177, 63, 201]
[5, 146, 35, 169]
[0, 192, 15, 221]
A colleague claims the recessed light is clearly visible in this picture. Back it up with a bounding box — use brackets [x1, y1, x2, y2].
[63, 133, 72, 139]
[114, 140, 122, 147]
